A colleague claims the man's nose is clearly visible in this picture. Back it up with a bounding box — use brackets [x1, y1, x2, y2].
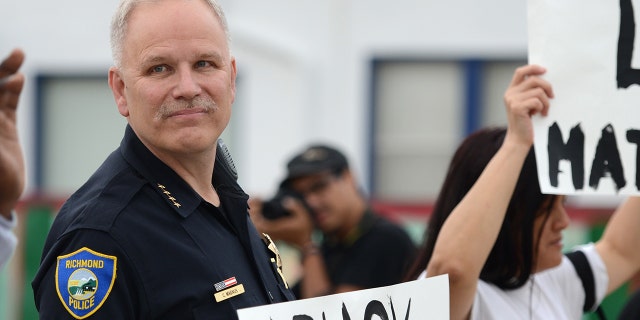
[173, 68, 202, 99]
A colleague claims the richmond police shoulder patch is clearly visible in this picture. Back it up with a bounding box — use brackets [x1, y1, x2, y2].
[55, 247, 117, 319]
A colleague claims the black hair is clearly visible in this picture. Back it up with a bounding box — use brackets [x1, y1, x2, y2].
[404, 127, 556, 289]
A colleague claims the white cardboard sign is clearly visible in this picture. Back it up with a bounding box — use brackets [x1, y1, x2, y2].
[529, 0, 640, 195]
[237, 274, 449, 320]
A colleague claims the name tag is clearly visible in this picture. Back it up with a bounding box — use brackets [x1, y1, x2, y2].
[214, 284, 245, 302]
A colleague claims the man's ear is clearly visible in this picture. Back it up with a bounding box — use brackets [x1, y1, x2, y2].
[108, 66, 129, 117]
[229, 57, 237, 103]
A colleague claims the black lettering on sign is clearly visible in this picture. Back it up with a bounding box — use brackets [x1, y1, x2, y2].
[282, 297, 411, 320]
[589, 124, 626, 190]
[389, 297, 411, 320]
[548, 122, 585, 189]
[342, 302, 351, 320]
[403, 299, 411, 320]
[617, 0, 640, 88]
[364, 300, 388, 320]
[291, 313, 327, 320]
[627, 129, 640, 189]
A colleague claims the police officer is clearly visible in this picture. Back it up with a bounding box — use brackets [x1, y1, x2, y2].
[32, 1, 295, 318]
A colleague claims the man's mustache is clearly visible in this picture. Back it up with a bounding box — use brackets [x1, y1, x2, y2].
[157, 97, 217, 119]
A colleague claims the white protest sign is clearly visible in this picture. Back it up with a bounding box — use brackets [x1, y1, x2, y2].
[529, 0, 640, 195]
[237, 274, 449, 320]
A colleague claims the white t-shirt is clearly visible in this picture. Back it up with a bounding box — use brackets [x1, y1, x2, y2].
[418, 243, 608, 320]
[0, 211, 17, 268]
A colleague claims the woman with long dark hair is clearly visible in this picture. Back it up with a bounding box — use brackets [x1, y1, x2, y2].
[406, 65, 640, 319]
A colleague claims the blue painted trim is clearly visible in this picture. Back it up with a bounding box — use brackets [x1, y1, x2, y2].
[367, 59, 380, 194]
[34, 75, 45, 189]
[464, 60, 483, 136]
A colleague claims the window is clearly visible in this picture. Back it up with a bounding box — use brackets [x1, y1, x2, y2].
[370, 58, 526, 202]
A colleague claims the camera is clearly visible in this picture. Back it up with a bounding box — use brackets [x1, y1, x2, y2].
[261, 186, 307, 220]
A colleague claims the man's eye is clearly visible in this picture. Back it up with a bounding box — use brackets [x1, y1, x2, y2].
[151, 65, 167, 73]
[195, 61, 211, 68]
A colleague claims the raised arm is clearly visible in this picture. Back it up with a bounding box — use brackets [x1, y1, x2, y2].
[0, 48, 26, 219]
[595, 196, 640, 294]
[425, 65, 553, 320]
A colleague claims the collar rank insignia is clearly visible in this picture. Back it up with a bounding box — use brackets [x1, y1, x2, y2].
[55, 247, 117, 319]
[158, 183, 181, 208]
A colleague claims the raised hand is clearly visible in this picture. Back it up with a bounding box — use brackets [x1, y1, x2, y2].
[0, 48, 26, 218]
[503, 64, 554, 147]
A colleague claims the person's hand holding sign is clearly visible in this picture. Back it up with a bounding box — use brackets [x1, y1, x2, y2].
[503, 64, 553, 149]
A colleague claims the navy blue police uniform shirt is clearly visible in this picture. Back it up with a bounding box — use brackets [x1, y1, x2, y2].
[32, 125, 295, 319]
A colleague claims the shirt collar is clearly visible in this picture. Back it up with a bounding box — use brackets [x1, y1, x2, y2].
[119, 125, 247, 218]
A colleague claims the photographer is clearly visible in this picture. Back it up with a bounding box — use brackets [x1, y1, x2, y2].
[250, 144, 416, 298]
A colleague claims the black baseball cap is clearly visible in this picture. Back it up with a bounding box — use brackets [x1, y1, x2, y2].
[283, 144, 349, 182]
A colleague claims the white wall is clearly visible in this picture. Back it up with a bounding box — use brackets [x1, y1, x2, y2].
[224, 0, 530, 196]
[0, 0, 529, 199]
